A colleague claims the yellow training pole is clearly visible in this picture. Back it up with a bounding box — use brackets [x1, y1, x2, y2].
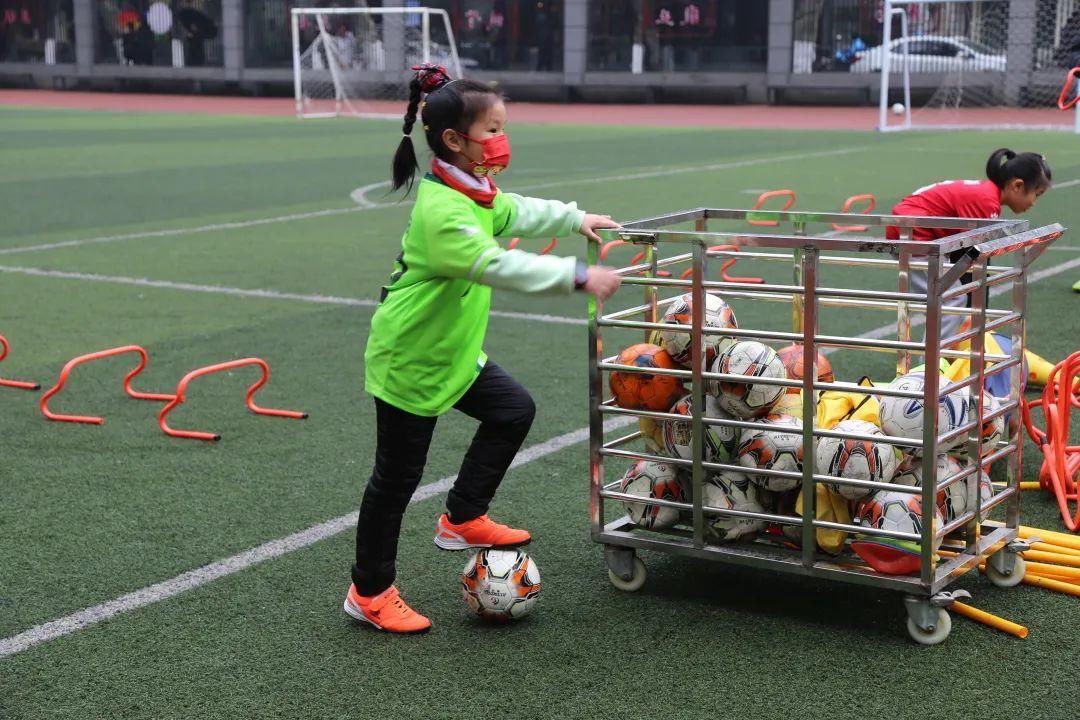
[1023, 550, 1080, 568]
[1018, 526, 1080, 551]
[951, 602, 1029, 638]
[1031, 542, 1080, 558]
[1020, 481, 1042, 491]
[1022, 574, 1080, 598]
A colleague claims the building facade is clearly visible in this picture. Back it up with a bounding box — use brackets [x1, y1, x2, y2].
[1, 1, 1074, 104]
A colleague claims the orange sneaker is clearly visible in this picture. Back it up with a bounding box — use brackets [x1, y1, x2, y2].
[434, 513, 531, 551]
[343, 584, 431, 634]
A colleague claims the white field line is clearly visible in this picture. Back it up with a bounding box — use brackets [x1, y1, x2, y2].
[0, 416, 634, 658]
[0, 147, 863, 258]
[4, 252, 1078, 658]
[0, 265, 586, 326]
[1054, 179, 1080, 190]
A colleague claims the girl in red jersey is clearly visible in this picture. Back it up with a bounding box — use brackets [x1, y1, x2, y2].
[886, 148, 1052, 338]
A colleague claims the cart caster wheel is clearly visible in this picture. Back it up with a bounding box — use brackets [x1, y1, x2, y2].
[608, 557, 647, 592]
[985, 555, 1026, 588]
[906, 609, 952, 646]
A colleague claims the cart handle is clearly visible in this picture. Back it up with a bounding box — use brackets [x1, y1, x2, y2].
[158, 358, 307, 441]
[831, 194, 877, 233]
[1058, 67, 1080, 110]
[0, 334, 40, 391]
[747, 189, 796, 227]
[40, 345, 174, 424]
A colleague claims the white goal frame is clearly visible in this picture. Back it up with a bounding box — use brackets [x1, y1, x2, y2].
[878, 0, 1080, 133]
[291, 6, 463, 119]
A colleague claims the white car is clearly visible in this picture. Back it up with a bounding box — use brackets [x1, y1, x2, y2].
[850, 35, 1006, 73]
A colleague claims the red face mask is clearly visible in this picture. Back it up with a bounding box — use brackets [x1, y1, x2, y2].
[460, 133, 511, 176]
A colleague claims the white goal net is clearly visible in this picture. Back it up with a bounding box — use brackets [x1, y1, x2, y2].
[875, 0, 1080, 132]
[291, 6, 464, 119]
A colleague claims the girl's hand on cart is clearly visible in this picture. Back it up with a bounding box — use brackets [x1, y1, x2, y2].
[583, 266, 621, 301]
[579, 214, 621, 243]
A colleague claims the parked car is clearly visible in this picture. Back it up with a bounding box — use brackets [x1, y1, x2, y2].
[850, 35, 1006, 73]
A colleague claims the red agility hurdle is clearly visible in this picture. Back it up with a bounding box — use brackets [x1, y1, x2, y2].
[747, 189, 796, 227]
[507, 237, 558, 254]
[0, 335, 40, 391]
[158, 358, 307, 441]
[831, 194, 877, 233]
[39, 345, 174, 424]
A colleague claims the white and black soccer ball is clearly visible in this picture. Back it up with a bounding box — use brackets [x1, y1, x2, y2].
[854, 489, 944, 553]
[710, 340, 786, 419]
[618, 460, 686, 530]
[737, 413, 805, 492]
[815, 419, 899, 500]
[952, 390, 1005, 459]
[461, 549, 541, 622]
[895, 455, 994, 523]
[701, 472, 766, 542]
[877, 371, 972, 455]
[656, 292, 738, 367]
[662, 393, 741, 463]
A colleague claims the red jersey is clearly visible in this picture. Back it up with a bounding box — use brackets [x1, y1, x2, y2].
[885, 179, 1001, 241]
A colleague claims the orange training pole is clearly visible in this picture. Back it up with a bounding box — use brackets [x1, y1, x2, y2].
[0, 335, 40, 391]
[39, 345, 173, 425]
[831, 194, 877, 233]
[951, 601, 1029, 639]
[158, 358, 307, 441]
[747, 189, 796, 227]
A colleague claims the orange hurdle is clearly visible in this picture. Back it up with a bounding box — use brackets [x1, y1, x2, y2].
[1021, 351, 1080, 530]
[831, 194, 877, 233]
[39, 345, 174, 424]
[1058, 67, 1080, 110]
[157, 358, 307, 441]
[747, 189, 796, 227]
[507, 237, 558, 255]
[597, 240, 672, 277]
[0, 335, 40, 391]
[679, 245, 764, 284]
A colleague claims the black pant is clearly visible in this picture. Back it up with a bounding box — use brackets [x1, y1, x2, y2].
[351, 362, 536, 596]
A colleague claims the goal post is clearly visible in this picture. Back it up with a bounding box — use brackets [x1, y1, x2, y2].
[291, 6, 464, 119]
[876, 0, 1080, 133]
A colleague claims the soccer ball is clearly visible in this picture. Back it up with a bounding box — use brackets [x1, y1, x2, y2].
[776, 344, 834, 395]
[609, 343, 685, 411]
[952, 391, 1004, 459]
[815, 419, 899, 500]
[461, 549, 541, 622]
[619, 460, 686, 530]
[892, 102, 906, 115]
[877, 371, 972, 455]
[737, 413, 805, 492]
[894, 455, 994, 523]
[854, 490, 944, 552]
[710, 340, 786, 419]
[701, 472, 766, 541]
[662, 393, 740, 463]
[656, 292, 738, 367]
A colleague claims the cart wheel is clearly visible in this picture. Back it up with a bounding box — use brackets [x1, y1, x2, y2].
[985, 555, 1026, 588]
[906, 609, 952, 646]
[608, 557, 647, 592]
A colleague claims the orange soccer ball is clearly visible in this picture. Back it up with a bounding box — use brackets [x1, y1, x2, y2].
[776, 344, 834, 394]
[609, 343, 685, 411]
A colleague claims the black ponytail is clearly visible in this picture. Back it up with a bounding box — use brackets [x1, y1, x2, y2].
[985, 148, 1052, 191]
[390, 64, 502, 194]
[391, 76, 423, 193]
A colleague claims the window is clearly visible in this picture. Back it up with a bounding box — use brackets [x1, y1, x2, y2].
[589, 0, 767, 72]
[0, 0, 75, 63]
[96, 0, 223, 66]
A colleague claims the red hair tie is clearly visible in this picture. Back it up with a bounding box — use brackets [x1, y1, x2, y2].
[412, 63, 452, 94]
